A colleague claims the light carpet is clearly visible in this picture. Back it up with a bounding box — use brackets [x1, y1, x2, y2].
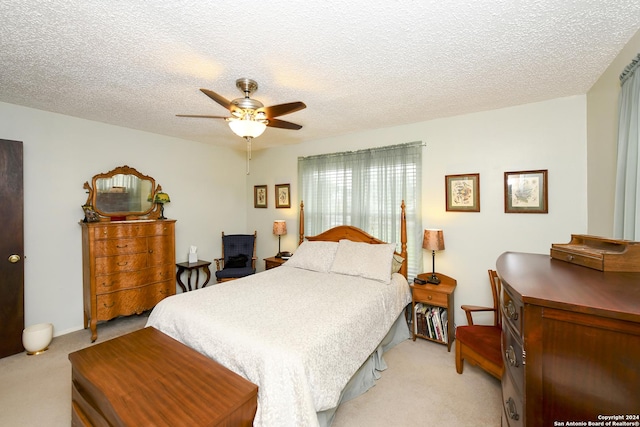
[0, 315, 501, 426]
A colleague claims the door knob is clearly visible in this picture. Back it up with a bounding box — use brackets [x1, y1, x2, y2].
[8, 254, 21, 263]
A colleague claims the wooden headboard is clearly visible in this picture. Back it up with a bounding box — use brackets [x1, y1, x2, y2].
[297, 200, 408, 278]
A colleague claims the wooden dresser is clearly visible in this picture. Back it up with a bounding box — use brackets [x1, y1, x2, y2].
[81, 219, 176, 341]
[497, 252, 640, 426]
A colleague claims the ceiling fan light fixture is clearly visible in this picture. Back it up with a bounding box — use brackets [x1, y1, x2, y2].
[178, 78, 306, 142]
[228, 118, 267, 138]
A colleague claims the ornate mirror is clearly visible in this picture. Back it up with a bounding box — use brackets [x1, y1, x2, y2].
[83, 165, 163, 220]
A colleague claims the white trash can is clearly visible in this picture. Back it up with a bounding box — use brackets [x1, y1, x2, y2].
[22, 323, 53, 355]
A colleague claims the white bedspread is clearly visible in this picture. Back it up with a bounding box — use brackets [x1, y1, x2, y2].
[146, 266, 411, 427]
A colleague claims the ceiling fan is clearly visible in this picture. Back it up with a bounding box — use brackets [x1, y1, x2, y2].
[177, 78, 306, 174]
[177, 78, 306, 136]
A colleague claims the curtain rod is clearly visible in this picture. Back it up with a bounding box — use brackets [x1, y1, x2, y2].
[620, 52, 640, 85]
[298, 141, 424, 161]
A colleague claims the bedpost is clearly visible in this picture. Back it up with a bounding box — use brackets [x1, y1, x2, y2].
[400, 200, 408, 279]
[299, 201, 305, 245]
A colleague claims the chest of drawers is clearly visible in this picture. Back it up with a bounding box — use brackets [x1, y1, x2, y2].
[81, 220, 176, 341]
[497, 252, 640, 426]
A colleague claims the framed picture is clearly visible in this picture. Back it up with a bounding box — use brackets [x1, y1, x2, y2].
[81, 204, 100, 222]
[275, 184, 291, 208]
[254, 185, 267, 208]
[445, 173, 480, 212]
[504, 169, 548, 213]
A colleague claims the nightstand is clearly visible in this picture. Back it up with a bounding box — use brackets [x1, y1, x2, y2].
[176, 260, 212, 292]
[264, 256, 286, 270]
[410, 272, 457, 351]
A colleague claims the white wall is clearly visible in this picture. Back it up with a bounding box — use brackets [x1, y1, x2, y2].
[247, 95, 588, 326]
[0, 101, 248, 336]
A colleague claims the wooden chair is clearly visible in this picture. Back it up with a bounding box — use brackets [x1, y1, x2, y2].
[214, 231, 257, 283]
[455, 269, 504, 380]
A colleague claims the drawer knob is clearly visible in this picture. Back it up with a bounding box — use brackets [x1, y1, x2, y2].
[427, 295, 432, 300]
[505, 397, 519, 421]
[506, 346, 518, 367]
[567, 255, 574, 261]
[117, 261, 128, 266]
[507, 300, 518, 321]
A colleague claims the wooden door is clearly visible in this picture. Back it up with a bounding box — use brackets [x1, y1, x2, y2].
[0, 139, 24, 358]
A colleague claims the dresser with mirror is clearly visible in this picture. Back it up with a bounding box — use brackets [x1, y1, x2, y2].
[80, 165, 176, 341]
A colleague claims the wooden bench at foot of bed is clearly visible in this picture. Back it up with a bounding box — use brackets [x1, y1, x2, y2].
[68, 326, 258, 427]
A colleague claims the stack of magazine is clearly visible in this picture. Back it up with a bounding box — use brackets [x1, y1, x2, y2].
[413, 302, 448, 343]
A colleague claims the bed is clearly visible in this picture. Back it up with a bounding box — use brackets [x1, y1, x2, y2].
[146, 201, 411, 427]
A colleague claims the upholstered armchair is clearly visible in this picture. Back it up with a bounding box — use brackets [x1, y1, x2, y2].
[214, 231, 257, 283]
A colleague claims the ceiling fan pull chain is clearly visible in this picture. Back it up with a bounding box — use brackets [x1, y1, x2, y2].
[246, 136, 252, 175]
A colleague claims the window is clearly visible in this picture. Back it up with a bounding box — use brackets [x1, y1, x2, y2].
[298, 141, 422, 278]
[614, 53, 640, 240]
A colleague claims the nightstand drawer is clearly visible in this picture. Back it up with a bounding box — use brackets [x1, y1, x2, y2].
[264, 257, 286, 270]
[412, 286, 447, 306]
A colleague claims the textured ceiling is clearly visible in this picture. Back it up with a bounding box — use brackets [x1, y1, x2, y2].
[1, 1, 639, 150]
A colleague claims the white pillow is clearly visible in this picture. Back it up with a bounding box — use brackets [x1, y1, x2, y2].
[282, 240, 339, 273]
[329, 239, 396, 283]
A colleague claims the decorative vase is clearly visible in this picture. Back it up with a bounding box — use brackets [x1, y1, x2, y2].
[22, 323, 53, 355]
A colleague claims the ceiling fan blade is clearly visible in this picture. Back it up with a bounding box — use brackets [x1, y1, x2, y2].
[258, 101, 306, 118]
[176, 114, 229, 119]
[200, 88, 233, 110]
[267, 118, 303, 130]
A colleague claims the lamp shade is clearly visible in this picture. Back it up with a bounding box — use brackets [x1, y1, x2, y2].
[273, 220, 287, 236]
[423, 229, 445, 251]
[228, 119, 267, 138]
[154, 192, 170, 204]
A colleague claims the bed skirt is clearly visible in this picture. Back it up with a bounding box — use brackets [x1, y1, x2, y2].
[316, 310, 411, 426]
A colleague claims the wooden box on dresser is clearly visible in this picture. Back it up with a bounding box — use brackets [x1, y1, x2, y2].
[497, 252, 640, 426]
[81, 219, 176, 341]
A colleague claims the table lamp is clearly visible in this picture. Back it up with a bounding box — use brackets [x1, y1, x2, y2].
[423, 229, 445, 284]
[273, 220, 287, 257]
[154, 192, 170, 220]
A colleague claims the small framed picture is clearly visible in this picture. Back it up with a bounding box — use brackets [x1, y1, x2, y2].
[275, 184, 291, 208]
[254, 185, 267, 208]
[81, 204, 100, 222]
[504, 170, 548, 213]
[445, 174, 480, 212]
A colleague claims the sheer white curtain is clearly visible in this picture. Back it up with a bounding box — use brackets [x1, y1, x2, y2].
[614, 53, 640, 240]
[298, 141, 423, 278]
